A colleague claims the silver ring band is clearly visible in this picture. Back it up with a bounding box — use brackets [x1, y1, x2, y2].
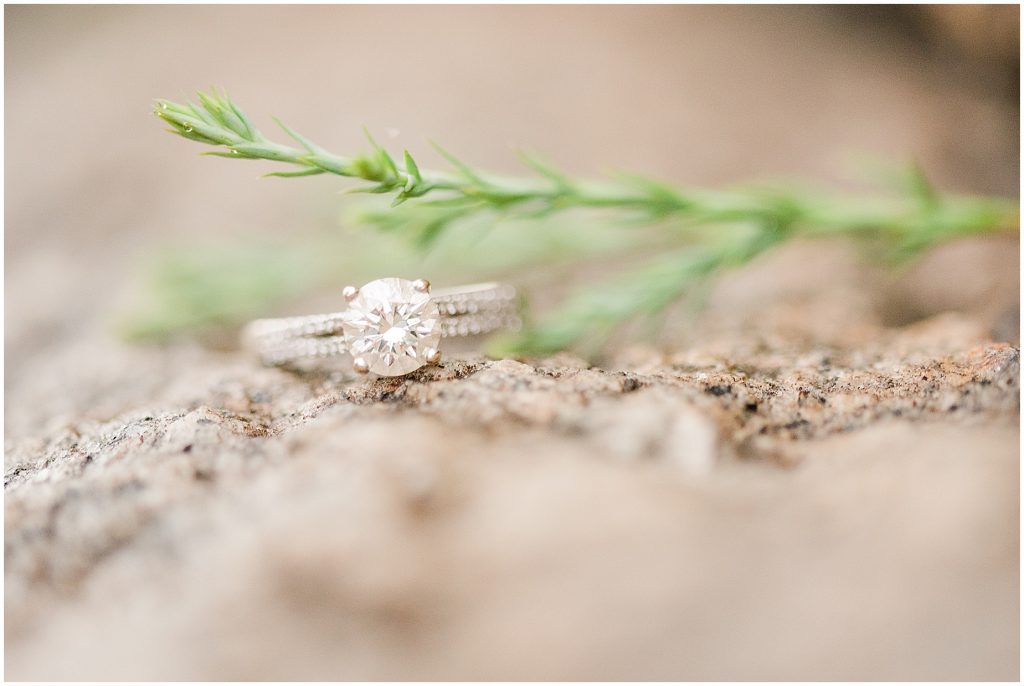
[242, 279, 521, 373]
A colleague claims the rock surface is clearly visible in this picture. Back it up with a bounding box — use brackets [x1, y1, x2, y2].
[4, 320, 1019, 680]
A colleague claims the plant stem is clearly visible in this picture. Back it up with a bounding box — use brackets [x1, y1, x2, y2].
[156, 93, 1017, 250]
[151, 90, 1019, 354]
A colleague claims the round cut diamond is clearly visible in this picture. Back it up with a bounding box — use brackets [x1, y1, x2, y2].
[341, 278, 441, 376]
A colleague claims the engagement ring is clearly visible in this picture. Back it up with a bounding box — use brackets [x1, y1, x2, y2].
[243, 277, 521, 376]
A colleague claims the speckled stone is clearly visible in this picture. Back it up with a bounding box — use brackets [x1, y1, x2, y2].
[4, 317, 1018, 681]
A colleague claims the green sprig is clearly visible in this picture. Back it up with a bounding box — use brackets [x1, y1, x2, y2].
[150, 90, 1018, 354]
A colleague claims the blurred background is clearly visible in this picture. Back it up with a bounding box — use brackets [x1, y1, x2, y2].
[5, 4, 1020, 680]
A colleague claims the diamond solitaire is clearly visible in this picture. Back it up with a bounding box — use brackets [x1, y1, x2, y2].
[242, 278, 520, 376]
[341, 277, 441, 376]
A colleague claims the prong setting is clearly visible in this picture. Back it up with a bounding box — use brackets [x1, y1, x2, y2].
[412, 278, 431, 293]
[342, 285, 359, 301]
[340, 278, 442, 376]
[352, 357, 370, 375]
[424, 347, 442, 365]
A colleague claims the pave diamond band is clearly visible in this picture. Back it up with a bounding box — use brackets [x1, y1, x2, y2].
[243, 279, 520, 375]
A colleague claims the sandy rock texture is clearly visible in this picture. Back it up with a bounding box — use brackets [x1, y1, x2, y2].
[4, 318, 1019, 680]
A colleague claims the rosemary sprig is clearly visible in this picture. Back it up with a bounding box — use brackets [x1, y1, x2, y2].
[150, 90, 1018, 354]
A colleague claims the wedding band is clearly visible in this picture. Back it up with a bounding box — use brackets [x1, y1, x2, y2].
[242, 277, 521, 376]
